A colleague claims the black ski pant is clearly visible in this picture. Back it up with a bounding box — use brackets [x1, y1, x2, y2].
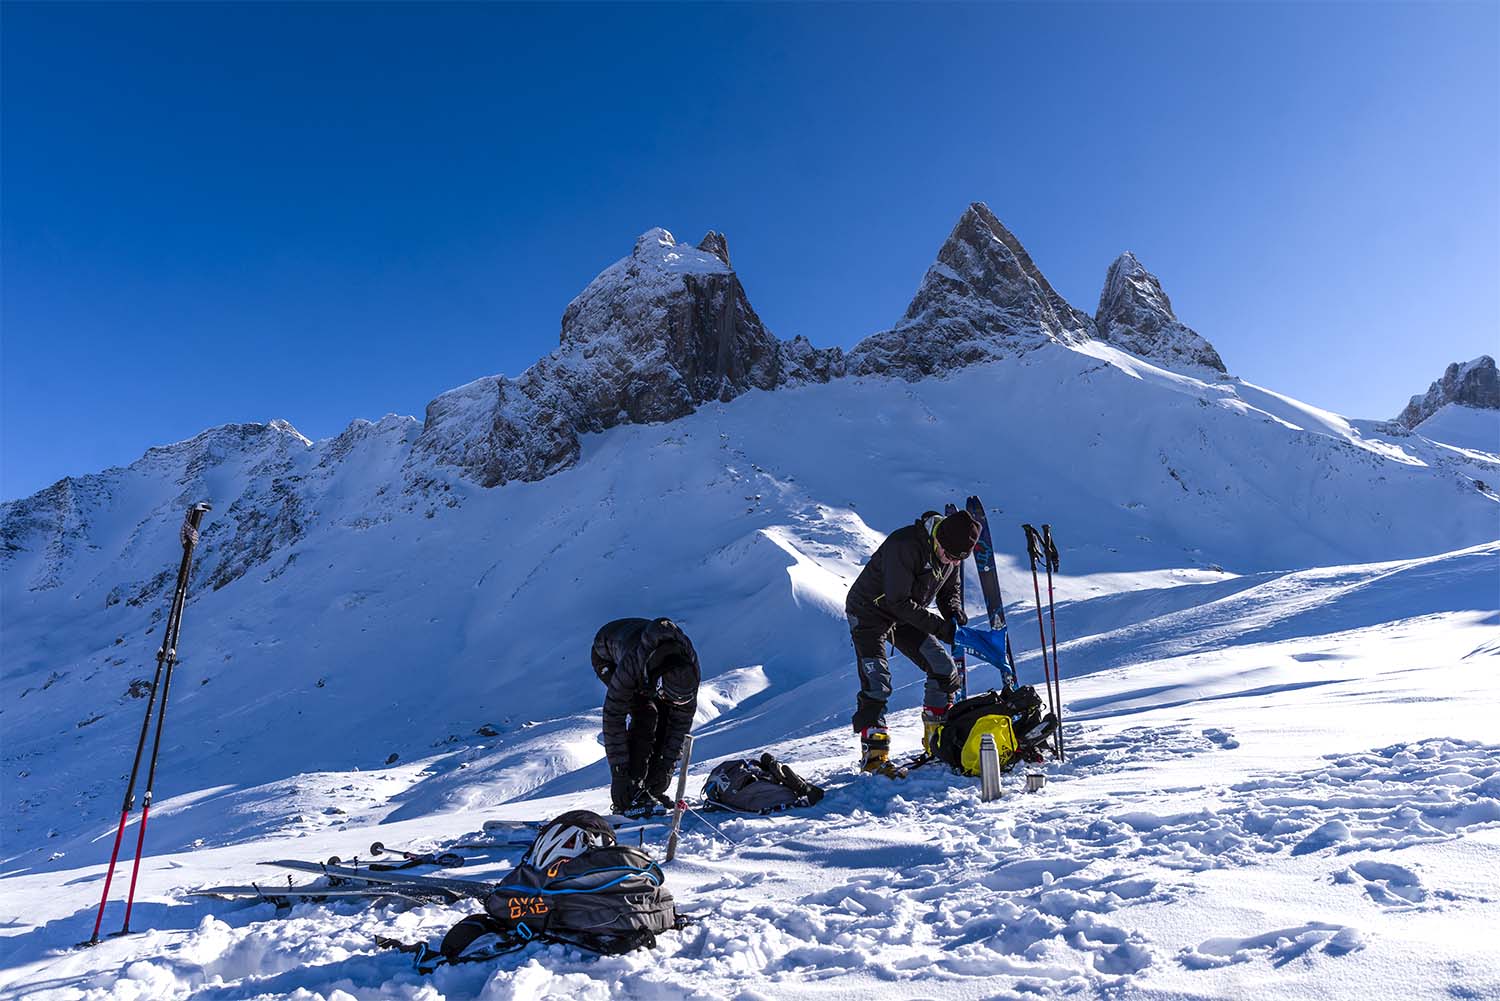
[623, 693, 672, 791]
[849, 612, 959, 729]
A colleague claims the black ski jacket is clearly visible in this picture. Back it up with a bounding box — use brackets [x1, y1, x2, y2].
[592, 617, 700, 780]
[845, 512, 962, 639]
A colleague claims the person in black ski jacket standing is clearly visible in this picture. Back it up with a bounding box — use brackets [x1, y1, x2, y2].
[845, 510, 981, 772]
[591, 617, 701, 815]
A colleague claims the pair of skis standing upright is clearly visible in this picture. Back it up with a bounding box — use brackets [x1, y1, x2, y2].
[946, 495, 1064, 763]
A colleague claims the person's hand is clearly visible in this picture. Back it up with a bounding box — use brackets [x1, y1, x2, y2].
[949, 609, 969, 628]
[610, 767, 642, 815]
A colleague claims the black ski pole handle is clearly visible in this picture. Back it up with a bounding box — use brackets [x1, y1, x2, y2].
[1041, 524, 1060, 573]
[1022, 523, 1042, 565]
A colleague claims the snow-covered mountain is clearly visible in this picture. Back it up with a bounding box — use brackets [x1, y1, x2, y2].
[1388, 355, 1500, 455]
[2, 205, 1497, 1000]
[1395, 354, 1498, 428]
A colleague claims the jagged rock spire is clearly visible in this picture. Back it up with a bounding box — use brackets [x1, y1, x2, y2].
[848, 202, 1094, 379]
[1095, 252, 1226, 373]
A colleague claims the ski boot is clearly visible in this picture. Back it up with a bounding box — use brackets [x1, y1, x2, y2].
[921, 703, 950, 758]
[860, 727, 906, 778]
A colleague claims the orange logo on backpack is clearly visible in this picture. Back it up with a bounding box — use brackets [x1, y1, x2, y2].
[507, 895, 549, 920]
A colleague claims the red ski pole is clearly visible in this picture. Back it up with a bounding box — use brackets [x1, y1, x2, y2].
[1021, 524, 1056, 738]
[1041, 525, 1064, 762]
[82, 502, 209, 946]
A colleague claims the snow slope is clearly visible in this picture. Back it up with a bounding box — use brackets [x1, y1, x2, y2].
[1413, 403, 1500, 457]
[1, 544, 1495, 1000]
[2, 337, 1498, 1000]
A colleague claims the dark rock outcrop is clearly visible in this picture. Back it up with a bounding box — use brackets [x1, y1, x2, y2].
[848, 202, 1094, 379]
[1095, 252, 1227, 373]
[411, 228, 842, 487]
[1396, 356, 1499, 428]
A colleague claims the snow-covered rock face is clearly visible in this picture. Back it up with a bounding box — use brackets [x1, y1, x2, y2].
[411, 228, 843, 487]
[848, 202, 1095, 379]
[1396, 355, 1498, 428]
[1095, 252, 1227, 374]
[0, 415, 420, 608]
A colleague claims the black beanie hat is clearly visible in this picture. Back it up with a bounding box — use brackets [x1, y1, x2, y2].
[935, 510, 981, 559]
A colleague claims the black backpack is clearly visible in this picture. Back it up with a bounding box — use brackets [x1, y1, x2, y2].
[930, 686, 1053, 775]
[438, 810, 681, 961]
[702, 752, 825, 814]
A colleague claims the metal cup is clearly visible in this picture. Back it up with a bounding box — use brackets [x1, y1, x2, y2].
[1025, 771, 1046, 793]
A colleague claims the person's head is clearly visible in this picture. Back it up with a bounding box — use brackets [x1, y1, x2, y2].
[934, 511, 980, 565]
[654, 653, 697, 706]
[643, 618, 698, 704]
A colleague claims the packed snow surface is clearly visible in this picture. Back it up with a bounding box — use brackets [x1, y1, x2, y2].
[2, 343, 1497, 999]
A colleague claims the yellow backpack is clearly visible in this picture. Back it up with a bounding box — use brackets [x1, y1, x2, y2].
[958, 714, 1019, 776]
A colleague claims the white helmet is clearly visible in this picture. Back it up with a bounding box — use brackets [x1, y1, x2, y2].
[526, 810, 615, 870]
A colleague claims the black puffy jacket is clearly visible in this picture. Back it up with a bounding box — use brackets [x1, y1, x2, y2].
[845, 512, 963, 638]
[591, 618, 700, 782]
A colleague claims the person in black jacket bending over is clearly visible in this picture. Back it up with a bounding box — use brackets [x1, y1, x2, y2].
[845, 509, 982, 773]
[592, 617, 701, 816]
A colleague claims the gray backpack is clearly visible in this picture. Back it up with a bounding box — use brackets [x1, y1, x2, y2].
[702, 753, 825, 814]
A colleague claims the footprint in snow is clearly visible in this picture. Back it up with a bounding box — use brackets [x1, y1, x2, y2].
[1203, 727, 1240, 749]
[1179, 922, 1364, 970]
[1334, 859, 1428, 907]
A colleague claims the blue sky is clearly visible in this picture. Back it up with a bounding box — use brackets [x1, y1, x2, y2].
[3, 2, 1496, 499]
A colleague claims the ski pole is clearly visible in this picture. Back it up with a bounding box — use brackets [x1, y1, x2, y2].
[665, 734, 694, 862]
[1021, 525, 1057, 742]
[1041, 525, 1064, 762]
[85, 502, 209, 944]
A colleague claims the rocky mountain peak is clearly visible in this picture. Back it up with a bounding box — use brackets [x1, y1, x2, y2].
[413, 225, 841, 487]
[698, 230, 732, 267]
[1095, 252, 1227, 373]
[1396, 355, 1499, 428]
[848, 202, 1094, 379]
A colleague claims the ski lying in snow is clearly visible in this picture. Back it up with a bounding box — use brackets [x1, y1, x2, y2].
[259, 859, 491, 900]
[366, 842, 467, 870]
[188, 881, 432, 903]
[482, 816, 665, 838]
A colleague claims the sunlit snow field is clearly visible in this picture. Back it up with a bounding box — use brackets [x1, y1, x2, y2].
[3, 348, 1497, 999]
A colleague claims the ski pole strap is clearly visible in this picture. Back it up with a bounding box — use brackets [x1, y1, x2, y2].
[1041, 524, 1059, 572]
